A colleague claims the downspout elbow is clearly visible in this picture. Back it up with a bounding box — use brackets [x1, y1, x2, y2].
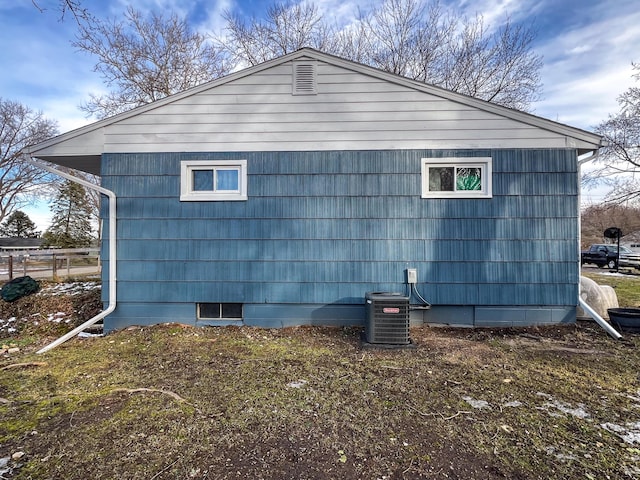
[578, 150, 600, 166]
[578, 297, 622, 340]
[36, 303, 116, 354]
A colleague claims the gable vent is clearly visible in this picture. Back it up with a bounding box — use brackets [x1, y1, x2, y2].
[293, 61, 317, 95]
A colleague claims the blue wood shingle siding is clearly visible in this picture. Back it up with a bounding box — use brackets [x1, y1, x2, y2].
[100, 148, 578, 328]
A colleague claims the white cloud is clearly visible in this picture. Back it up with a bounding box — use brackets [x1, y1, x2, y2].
[0, 0, 31, 11]
[112, 0, 190, 17]
[41, 97, 93, 133]
[312, 0, 365, 26]
[22, 201, 52, 233]
[533, 2, 640, 130]
[200, 0, 235, 35]
[453, 0, 542, 27]
[536, 68, 633, 128]
[567, 45, 593, 55]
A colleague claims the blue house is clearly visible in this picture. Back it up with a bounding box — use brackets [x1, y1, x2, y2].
[26, 49, 603, 331]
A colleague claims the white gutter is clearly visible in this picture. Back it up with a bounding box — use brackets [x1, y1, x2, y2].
[25, 157, 117, 354]
[578, 297, 622, 340]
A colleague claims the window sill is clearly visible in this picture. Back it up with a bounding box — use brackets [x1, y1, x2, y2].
[180, 193, 247, 202]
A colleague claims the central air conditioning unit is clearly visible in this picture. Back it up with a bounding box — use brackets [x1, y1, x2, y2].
[364, 292, 410, 345]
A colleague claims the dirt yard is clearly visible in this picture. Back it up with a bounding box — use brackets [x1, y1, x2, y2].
[1, 279, 640, 479]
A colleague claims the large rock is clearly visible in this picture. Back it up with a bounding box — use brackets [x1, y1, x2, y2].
[578, 276, 619, 320]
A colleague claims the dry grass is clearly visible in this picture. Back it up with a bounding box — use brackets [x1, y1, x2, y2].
[0, 321, 639, 479]
[1, 278, 640, 479]
[582, 269, 640, 307]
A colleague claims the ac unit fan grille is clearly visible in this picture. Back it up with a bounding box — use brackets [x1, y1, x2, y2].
[365, 294, 410, 345]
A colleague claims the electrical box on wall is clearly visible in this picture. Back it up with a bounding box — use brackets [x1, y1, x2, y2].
[406, 268, 417, 284]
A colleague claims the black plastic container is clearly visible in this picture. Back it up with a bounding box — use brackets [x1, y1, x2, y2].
[607, 308, 640, 332]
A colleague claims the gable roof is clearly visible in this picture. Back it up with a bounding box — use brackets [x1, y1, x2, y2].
[26, 48, 604, 175]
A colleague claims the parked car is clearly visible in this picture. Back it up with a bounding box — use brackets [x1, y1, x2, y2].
[581, 244, 640, 270]
[619, 245, 640, 270]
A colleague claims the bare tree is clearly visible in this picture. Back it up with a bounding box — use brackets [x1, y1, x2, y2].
[74, 6, 231, 119]
[71, 0, 541, 117]
[332, 20, 370, 64]
[32, 0, 90, 24]
[0, 99, 58, 224]
[358, 0, 452, 80]
[581, 203, 640, 247]
[356, 0, 542, 110]
[220, 2, 337, 66]
[591, 63, 640, 204]
[440, 16, 541, 109]
[220, 0, 543, 111]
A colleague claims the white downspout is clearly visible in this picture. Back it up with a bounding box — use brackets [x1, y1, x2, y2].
[25, 157, 117, 354]
[576, 148, 622, 340]
[578, 297, 622, 340]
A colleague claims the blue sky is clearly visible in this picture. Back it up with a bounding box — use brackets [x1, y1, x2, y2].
[1, 0, 639, 229]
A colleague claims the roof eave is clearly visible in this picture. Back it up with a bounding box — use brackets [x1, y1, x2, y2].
[30, 154, 102, 176]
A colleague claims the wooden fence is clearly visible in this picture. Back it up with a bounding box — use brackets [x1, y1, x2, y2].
[0, 248, 101, 281]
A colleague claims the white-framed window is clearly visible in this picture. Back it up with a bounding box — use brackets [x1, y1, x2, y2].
[421, 157, 492, 198]
[180, 160, 247, 201]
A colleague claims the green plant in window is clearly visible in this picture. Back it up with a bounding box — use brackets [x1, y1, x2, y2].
[456, 168, 481, 191]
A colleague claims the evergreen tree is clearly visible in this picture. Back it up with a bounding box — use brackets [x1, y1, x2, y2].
[42, 180, 94, 248]
[0, 210, 40, 238]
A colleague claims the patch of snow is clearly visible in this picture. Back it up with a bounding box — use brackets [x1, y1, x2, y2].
[503, 401, 523, 408]
[544, 446, 578, 461]
[462, 396, 490, 409]
[46, 312, 67, 323]
[543, 399, 590, 419]
[624, 465, 640, 478]
[78, 332, 103, 338]
[287, 380, 308, 389]
[595, 271, 640, 280]
[626, 390, 640, 403]
[0, 317, 17, 333]
[38, 282, 100, 296]
[601, 422, 640, 444]
[536, 393, 590, 419]
[0, 456, 10, 477]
